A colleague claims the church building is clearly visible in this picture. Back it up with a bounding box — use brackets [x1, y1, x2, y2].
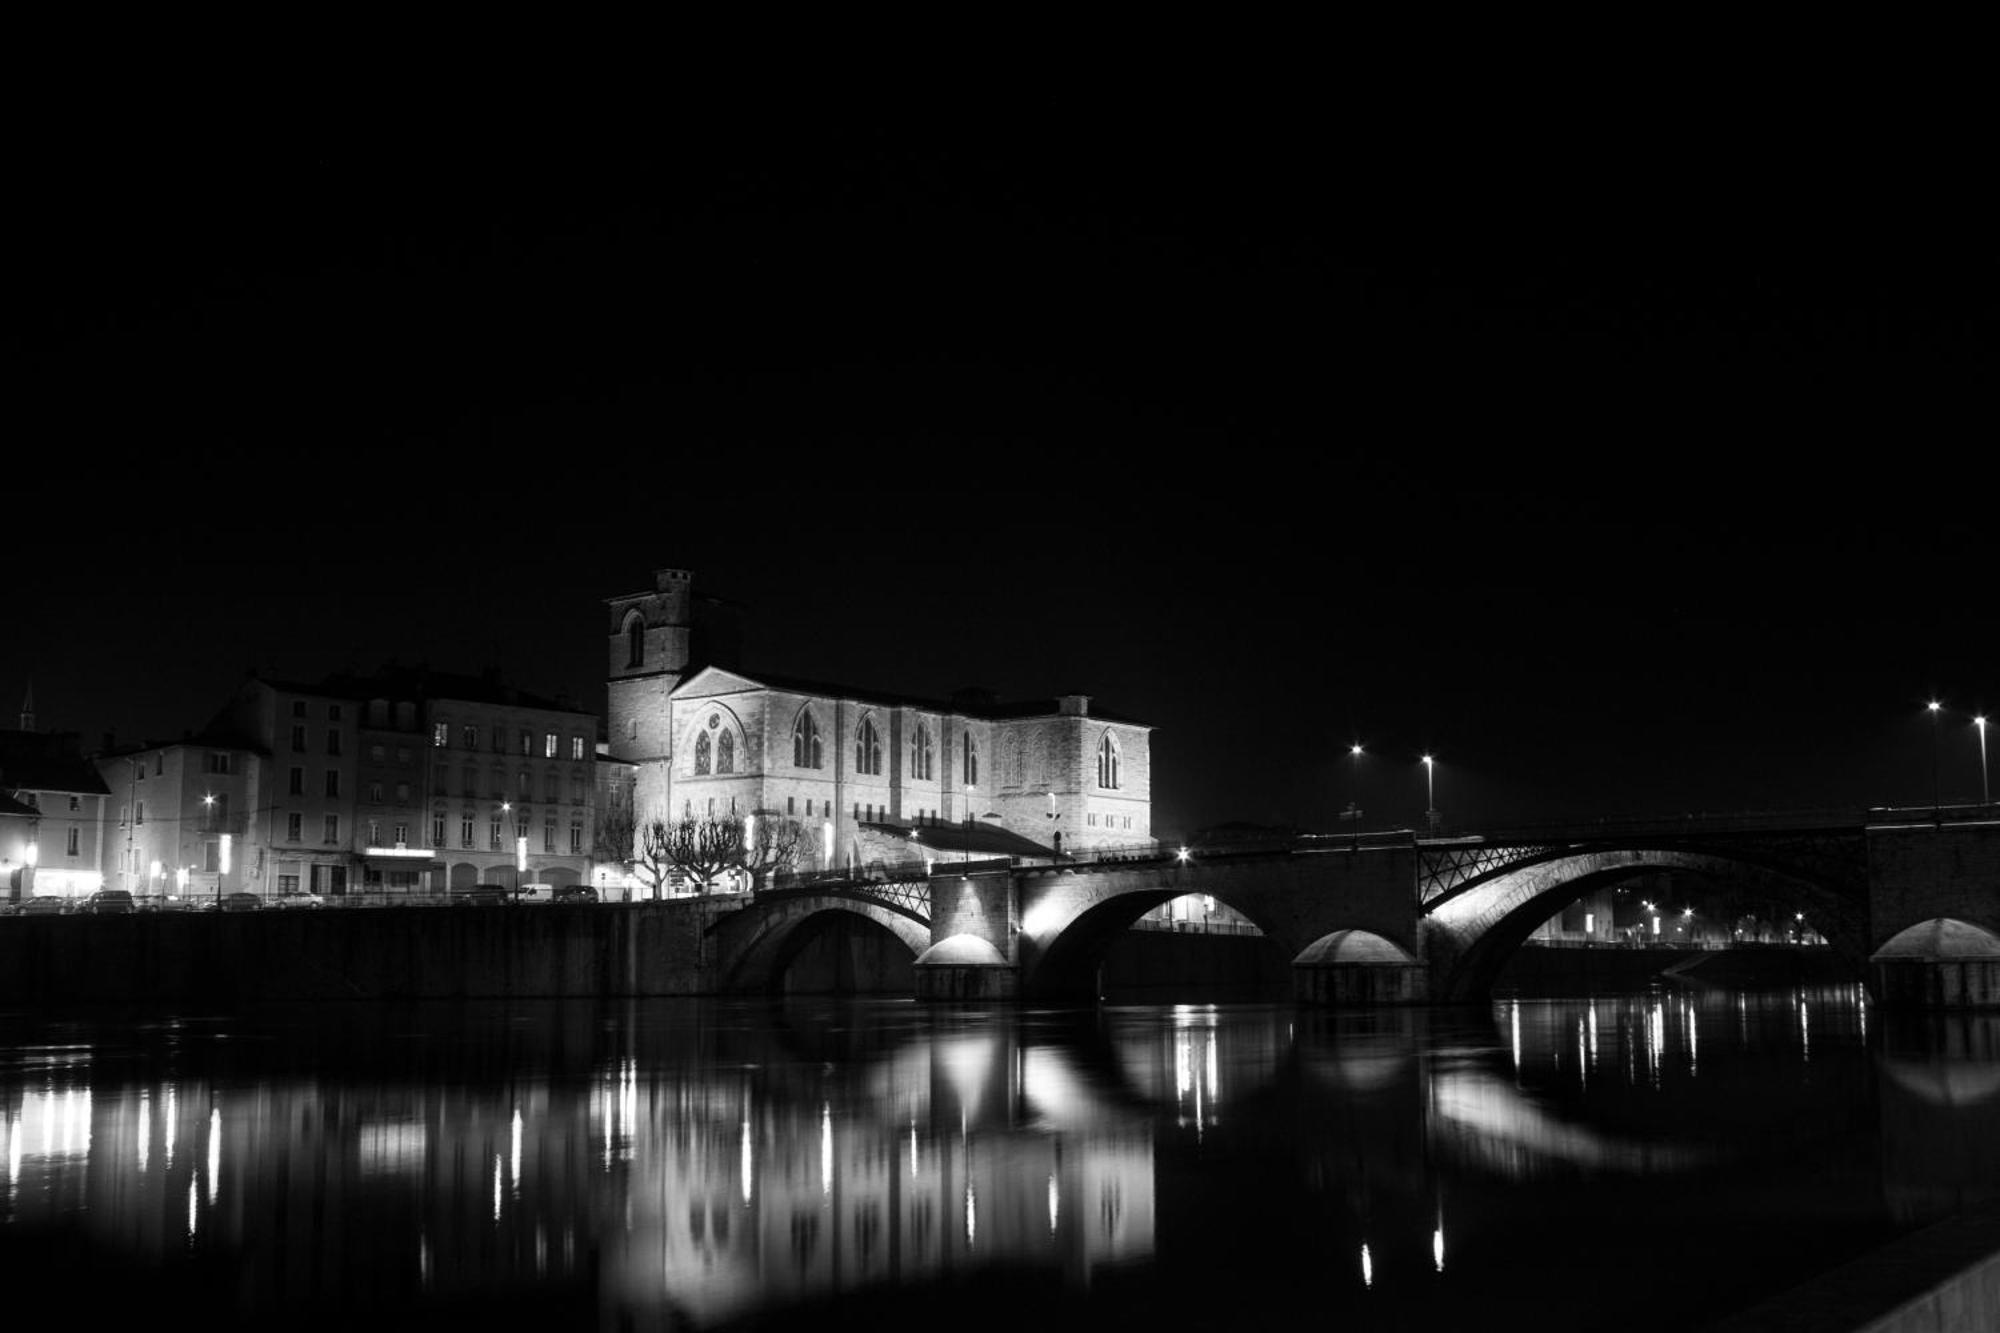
[605, 568, 1152, 880]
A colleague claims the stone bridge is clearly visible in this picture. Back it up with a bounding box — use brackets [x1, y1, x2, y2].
[701, 806, 2000, 1007]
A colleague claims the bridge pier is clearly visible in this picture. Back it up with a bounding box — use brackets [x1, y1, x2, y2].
[1293, 930, 1429, 1006]
[914, 860, 1021, 1002]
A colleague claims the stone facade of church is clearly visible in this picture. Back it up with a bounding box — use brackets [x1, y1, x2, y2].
[605, 568, 1152, 875]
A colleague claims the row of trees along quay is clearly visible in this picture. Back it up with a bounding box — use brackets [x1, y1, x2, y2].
[619, 814, 816, 897]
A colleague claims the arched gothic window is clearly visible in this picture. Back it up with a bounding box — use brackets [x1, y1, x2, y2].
[626, 614, 645, 668]
[793, 711, 823, 769]
[963, 733, 978, 786]
[1097, 732, 1121, 790]
[912, 724, 933, 781]
[693, 731, 711, 775]
[856, 718, 882, 776]
[717, 730, 735, 774]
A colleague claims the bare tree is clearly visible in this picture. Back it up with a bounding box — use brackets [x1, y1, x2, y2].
[635, 813, 820, 896]
[743, 814, 817, 891]
[640, 815, 742, 894]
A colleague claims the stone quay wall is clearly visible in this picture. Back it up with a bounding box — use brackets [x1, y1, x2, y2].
[0, 901, 740, 1006]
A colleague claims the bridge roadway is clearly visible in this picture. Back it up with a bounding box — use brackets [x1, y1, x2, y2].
[713, 804, 2000, 1006]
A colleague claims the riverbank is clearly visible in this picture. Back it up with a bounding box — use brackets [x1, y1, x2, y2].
[1495, 944, 1858, 997]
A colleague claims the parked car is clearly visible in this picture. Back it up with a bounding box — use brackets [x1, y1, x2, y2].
[450, 884, 511, 907]
[19, 896, 68, 916]
[553, 885, 599, 904]
[84, 889, 137, 915]
[273, 892, 325, 909]
[216, 892, 264, 912]
[142, 896, 199, 912]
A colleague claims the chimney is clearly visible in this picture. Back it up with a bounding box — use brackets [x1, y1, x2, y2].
[1057, 695, 1090, 717]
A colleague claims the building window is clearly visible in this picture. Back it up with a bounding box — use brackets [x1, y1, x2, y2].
[515, 815, 530, 843]
[328, 704, 343, 722]
[396, 746, 411, 764]
[69, 794, 80, 811]
[627, 719, 638, 740]
[912, 724, 933, 781]
[289, 767, 305, 796]
[278, 871, 300, 895]
[543, 773, 558, 802]
[325, 770, 341, 798]
[292, 701, 307, 718]
[855, 718, 882, 776]
[570, 776, 586, 804]
[788, 796, 796, 815]
[570, 818, 584, 854]
[694, 731, 711, 775]
[326, 730, 341, 756]
[207, 752, 233, 774]
[433, 722, 449, 748]
[544, 821, 557, 853]
[395, 782, 410, 802]
[717, 731, 735, 774]
[433, 815, 446, 845]
[1097, 732, 1121, 790]
[135, 800, 145, 825]
[394, 822, 408, 845]
[368, 820, 381, 845]
[324, 815, 340, 844]
[490, 820, 503, 850]
[292, 725, 308, 751]
[492, 727, 507, 752]
[544, 732, 557, 758]
[518, 771, 531, 798]
[520, 731, 533, 756]
[369, 744, 385, 763]
[571, 735, 585, 760]
[461, 816, 475, 848]
[461, 726, 477, 749]
[627, 615, 645, 668]
[792, 711, 823, 769]
[369, 781, 383, 804]
[66, 828, 79, 856]
[964, 733, 978, 786]
[287, 812, 303, 842]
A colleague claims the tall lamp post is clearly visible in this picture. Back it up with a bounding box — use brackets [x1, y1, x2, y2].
[1928, 701, 1943, 816]
[1421, 754, 1437, 835]
[1977, 714, 1990, 806]
[1347, 743, 1364, 851]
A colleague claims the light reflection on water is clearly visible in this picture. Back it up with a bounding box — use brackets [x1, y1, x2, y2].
[0, 989, 1995, 1329]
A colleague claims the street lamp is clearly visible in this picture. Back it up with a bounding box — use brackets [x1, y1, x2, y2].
[1421, 754, 1436, 834]
[1977, 715, 1990, 806]
[1928, 701, 1943, 815]
[1347, 743, 1364, 850]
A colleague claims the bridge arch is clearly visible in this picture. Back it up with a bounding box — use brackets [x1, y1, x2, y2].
[1422, 846, 1865, 1002]
[714, 896, 930, 995]
[1019, 876, 1292, 1000]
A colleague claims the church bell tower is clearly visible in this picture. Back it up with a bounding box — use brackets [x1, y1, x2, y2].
[605, 568, 693, 766]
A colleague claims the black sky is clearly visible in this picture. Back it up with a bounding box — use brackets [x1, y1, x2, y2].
[7, 87, 1997, 838]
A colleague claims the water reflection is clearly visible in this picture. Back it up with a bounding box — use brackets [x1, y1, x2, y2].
[0, 989, 1994, 1330]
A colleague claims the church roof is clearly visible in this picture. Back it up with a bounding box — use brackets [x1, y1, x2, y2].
[868, 819, 1058, 859]
[676, 664, 1150, 727]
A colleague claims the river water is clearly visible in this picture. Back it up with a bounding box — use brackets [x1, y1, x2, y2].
[2, 986, 1994, 1330]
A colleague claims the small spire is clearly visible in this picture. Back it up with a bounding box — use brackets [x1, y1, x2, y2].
[19, 679, 34, 732]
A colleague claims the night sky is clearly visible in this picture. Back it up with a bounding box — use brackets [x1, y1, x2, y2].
[9, 92, 1996, 839]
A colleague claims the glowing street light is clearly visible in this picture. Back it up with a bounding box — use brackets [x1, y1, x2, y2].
[1346, 743, 1364, 850]
[1176, 847, 1191, 865]
[1977, 715, 1990, 806]
[1421, 754, 1437, 834]
[1928, 701, 1943, 814]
